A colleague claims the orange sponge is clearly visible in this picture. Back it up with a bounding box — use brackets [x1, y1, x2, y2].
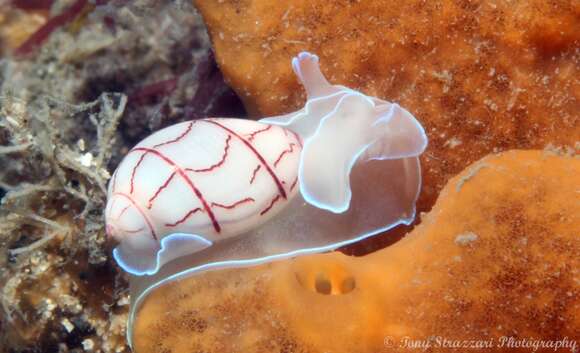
[133, 150, 579, 353]
[193, 0, 580, 241]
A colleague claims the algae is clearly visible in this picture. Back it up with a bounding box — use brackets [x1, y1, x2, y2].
[0, 1, 244, 351]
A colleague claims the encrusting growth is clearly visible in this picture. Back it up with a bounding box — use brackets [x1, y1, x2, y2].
[132, 150, 579, 353]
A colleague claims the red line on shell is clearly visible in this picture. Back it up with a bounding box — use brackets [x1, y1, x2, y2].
[249, 165, 261, 184]
[115, 205, 131, 221]
[185, 135, 232, 173]
[290, 129, 303, 148]
[131, 147, 221, 233]
[165, 207, 203, 227]
[274, 143, 296, 167]
[147, 171, 177, 209]
[111, 169, 119, 193]
[211, 197, 254, 209]
[113, 192, 158, 241]
[203, 120, 287, 199]
[290, 177, 298, 192]
[107, 196, 117, 220]
[247, 125, 272, 141]
[153, 121, 194, 148]
[122, 226, 145, 234]
[260, 195, 282, 215]
[130, 152, 148, 194]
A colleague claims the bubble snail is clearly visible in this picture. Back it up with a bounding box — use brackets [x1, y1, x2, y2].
[105, 52, 428, 347]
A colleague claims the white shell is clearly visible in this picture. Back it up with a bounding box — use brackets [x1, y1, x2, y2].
[106, 118, 302, 274]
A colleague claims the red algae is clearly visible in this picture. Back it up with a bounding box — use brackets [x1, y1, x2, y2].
[128, 77, 179, 104]
[15, 0, 89, 56]
[11, 0, 54, 11]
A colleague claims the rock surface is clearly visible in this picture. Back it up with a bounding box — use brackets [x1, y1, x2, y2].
[133, 149, 579, 353]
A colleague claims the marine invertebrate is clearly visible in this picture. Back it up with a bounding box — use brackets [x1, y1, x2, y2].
[193, 0, 580, 252]
[131, 150, 580, 353]
[106, 52, 427, 275]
